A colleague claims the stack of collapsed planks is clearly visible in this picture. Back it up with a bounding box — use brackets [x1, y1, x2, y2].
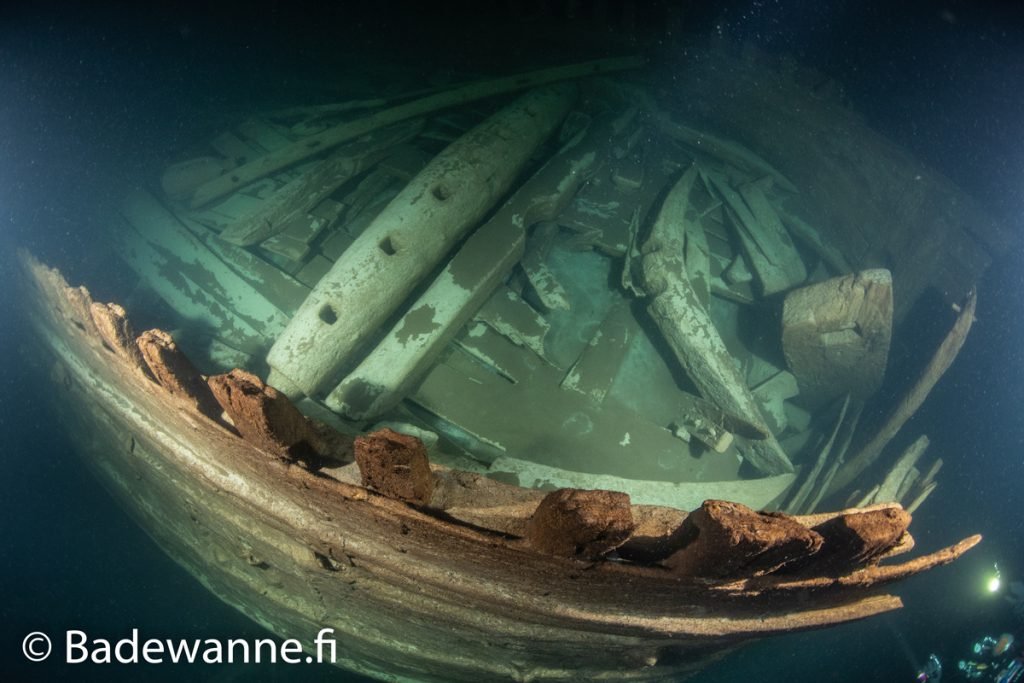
[110, 56, 977, 516]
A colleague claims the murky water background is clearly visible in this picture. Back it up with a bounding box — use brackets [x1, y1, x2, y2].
[2, 3, 1023, 681]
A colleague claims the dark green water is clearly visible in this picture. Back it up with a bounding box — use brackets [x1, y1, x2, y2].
[2, 2, 1022, 681]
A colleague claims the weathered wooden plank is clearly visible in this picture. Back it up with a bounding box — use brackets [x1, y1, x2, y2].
[190, 56, 645, 207]
[182, 217, 310, 316]
[738, 181, 807, 285]
[560, 303, 633, 403]
[218, 121, 421, 246]
[413, 354, 740, 482]
[474, 287, 552, 362]
[119, 189, 289, 339]
[455, 323, 539, 384]
[110, 216, 266, 354]
[704, 170, 802, 296]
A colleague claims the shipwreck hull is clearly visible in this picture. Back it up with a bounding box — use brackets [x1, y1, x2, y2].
[20, 248, 979, 682]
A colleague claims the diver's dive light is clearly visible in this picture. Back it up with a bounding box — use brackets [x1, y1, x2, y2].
[987, 563, 1002, 594]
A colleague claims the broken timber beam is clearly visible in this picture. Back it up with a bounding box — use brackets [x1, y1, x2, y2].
[189, 56, 644, 208]
[323, 106, 621, 419]
[266, 85, 575, 398]
[218, 120, 423, 246]
[830, 290, 976, 494]
[639, 165, 794, 475]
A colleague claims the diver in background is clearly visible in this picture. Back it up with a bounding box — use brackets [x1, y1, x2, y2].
[917, 653, 943, 681]
[955, 632, 1022, 682]
[917, 632, 1023, 682]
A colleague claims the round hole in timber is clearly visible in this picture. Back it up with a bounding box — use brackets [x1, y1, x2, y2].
[319, 305, 338, 325]
[431, 184, 452, 201]
[379, 236, 398, 255]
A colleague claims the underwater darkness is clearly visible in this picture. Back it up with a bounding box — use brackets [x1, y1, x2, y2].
[1, 1, 1023, 681]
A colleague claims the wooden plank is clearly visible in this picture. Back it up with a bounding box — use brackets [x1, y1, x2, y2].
[109, 216, 265, 354]
[521, 222, 570, 312]
[189, 56, 645, 207]
[455, 323, 539, 384]
[655, 114, 799, 193]
[738, 181, 807, 284]
[474, 286, 552, 362]
[704, 170, 798, 296]
[560, 303, 633, 403]
[219, 121, 420, 246]
[413, 352, 740, 482]
[119, 190, 289, 338]
[237, 118, 293, 153]
[181, 217, 310, 316]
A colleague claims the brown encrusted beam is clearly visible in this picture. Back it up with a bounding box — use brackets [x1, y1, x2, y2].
[136, 329, 221, 421]
[663, 500, 822, 578]
[207, 368, 352, 465]
[724, 534, 982, 597]
[791, 506, 911, 576]
[354, 428, 434, 506]
[526, 488, 635, 561]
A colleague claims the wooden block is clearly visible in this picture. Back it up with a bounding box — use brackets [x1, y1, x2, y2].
[294, 254, 334, 289]
[664, 500, 822, 578]
[782, 269, 893, 406]
[525, 489, 634, 560]
[354, 428, 434, 505]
